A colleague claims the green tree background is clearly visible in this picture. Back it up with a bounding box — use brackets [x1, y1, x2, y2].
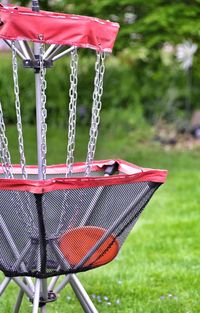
[2, 0, 200, 128]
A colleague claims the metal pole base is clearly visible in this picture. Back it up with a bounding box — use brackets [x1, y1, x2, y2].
[29, 291, 57, 307]
[0, 274, 98, 313]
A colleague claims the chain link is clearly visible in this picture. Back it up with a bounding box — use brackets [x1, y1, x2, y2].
[12, 41, 27, 179]
[66, 48, 78, 177]
[39, 44, 48, 180]
[85, 52, 105, 176]
[0, 101, 13, 178]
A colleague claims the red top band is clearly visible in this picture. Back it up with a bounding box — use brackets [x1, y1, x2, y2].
[0, 4, 119, 52]
[0, 160, 168, 193]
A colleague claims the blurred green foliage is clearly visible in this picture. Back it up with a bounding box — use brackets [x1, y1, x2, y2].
[0, 51, 200, 128]
[2, 0, 200, 127]
[0, 53, 146, 126]
[13, 0, 200, 51]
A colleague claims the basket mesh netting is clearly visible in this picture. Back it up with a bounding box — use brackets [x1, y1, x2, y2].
[0, 160, 167, 278]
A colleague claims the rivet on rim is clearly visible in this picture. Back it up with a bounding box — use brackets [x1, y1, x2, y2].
[38, 34, 44, 40]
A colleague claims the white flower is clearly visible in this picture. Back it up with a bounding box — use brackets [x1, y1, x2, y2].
[110, 14, 119, 22]
[130, 33, 142, 40]
[176, 40, 198, 70]
[162, 42, 174, 54]
[124, 12, 137, 24]
[1, 0, 8, 4]
[161, 42, 175, 66]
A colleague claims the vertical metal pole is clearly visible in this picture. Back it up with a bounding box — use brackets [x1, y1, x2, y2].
[34, 43, 43, 180]
[32, 0, 42, 179]
[33, 2, 48, 305]
[32, 279, 41, 313]
[32, 0, 40, 12]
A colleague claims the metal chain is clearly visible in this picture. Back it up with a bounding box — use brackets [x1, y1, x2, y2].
[11, 41, 27, 179]
[85, 52, 105, 176]
[13, 192, 38, 237]
[39, 44, 48, 180]
[0, 101, 13, 178]
[56, 190, 70, 236]
[66, 47, 78, 177]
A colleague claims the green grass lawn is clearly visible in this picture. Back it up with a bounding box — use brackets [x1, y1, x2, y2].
[1, 125, 200, 312]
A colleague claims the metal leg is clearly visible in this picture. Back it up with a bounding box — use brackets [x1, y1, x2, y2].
[0, 215, 34, 292]
[51, 272, 98, 313]
[13, 277, 33, 299]
[13, 286, 25, 313]
[48, 275, 60, 292]
[32, 279, 41, 313]
[24, 277, 34, 293]
[49, 240, 97, 312]
[0, 277, 11, 296]
[54, 275, 71, 294]
[70, 274, 98, 313]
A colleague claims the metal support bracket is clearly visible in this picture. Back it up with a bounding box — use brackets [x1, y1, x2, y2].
[23, 57, 53, 71]
[29, 291, 57, 307]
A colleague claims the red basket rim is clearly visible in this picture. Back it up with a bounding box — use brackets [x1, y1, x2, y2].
[0, 4, 119, 52]
[0, 159, 168, 193]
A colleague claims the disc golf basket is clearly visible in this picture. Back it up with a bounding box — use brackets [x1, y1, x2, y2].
[0, 2, 167, 313]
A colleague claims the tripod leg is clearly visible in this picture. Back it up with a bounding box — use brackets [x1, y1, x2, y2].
[70, 274, 98, 313]
[13, 287, 25, 313]
[49, 241, 97, 312]
[54, 275, 71, 294]
[48, 275, 60, 292]
[13, 277, 33, 299]
[0, 277, 11, 296]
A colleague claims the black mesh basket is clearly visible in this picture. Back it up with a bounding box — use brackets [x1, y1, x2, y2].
[0, 160, 167, 278]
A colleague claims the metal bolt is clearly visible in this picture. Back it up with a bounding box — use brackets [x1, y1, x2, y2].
[38, 34, 44, 40]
